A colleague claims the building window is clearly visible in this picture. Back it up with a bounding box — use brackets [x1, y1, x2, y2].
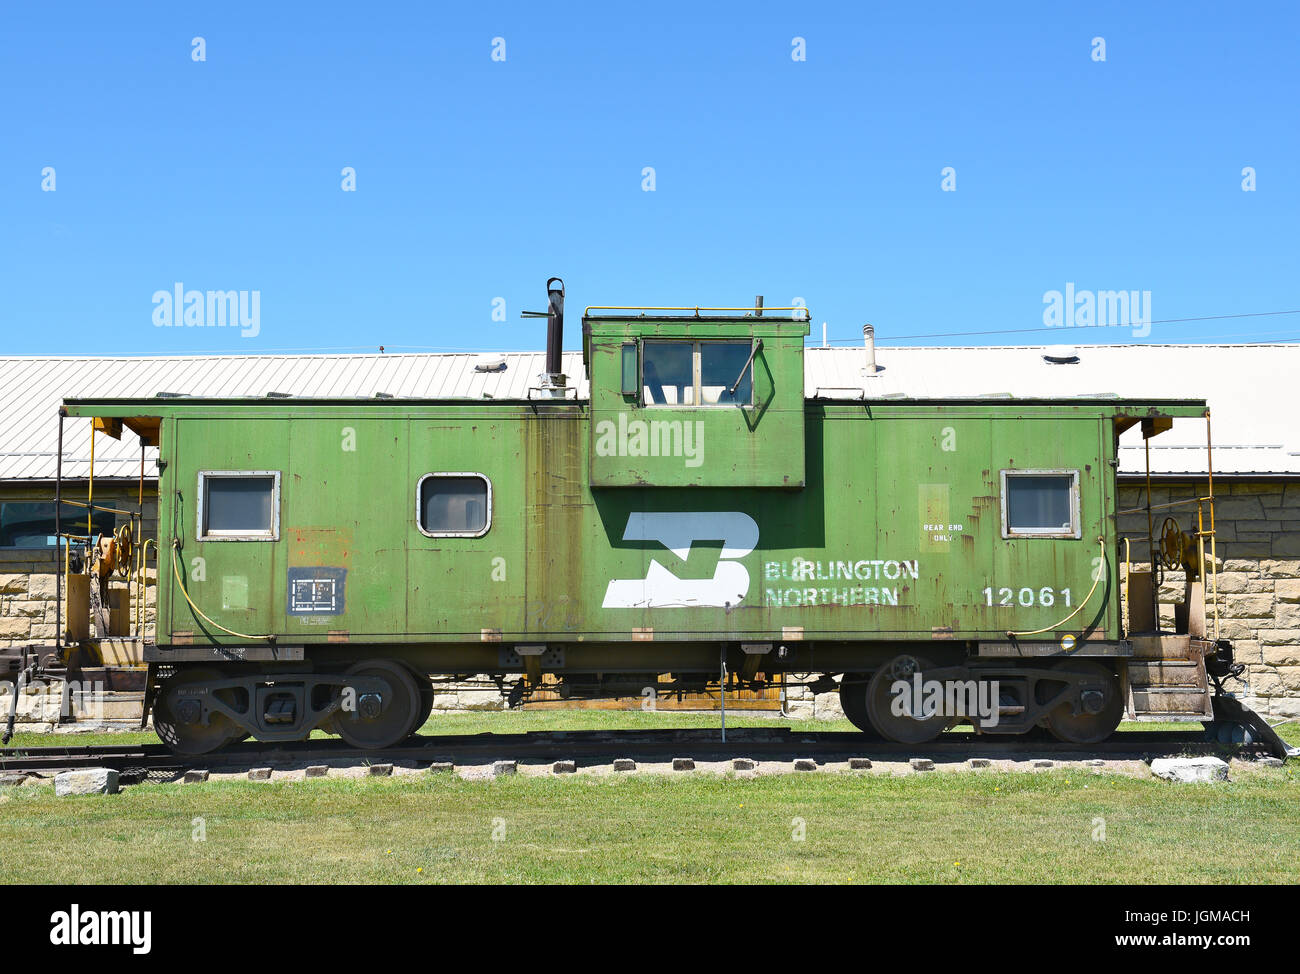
[417, 473, 491, 537]
[0, 502, 115, 548]
[642, 340, 754, 407]
[198, 472, 280, 540]
[1001, 470, 1080, 538]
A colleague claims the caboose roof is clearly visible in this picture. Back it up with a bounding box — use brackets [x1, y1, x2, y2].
[0, 343, 1296, 480]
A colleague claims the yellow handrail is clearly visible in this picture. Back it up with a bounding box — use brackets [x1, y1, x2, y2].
[1115, 496, 1216, 517]
[87, 427, 94, 538]
[1206, 410, 1220, 640]
[585, 304, 811, 319]
[60, 499, 139, 518]
[136, 538, 155, 639]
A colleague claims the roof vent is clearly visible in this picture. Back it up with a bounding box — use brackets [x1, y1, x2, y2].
[1043, 345, 1080, 364]
[474, 357, 508, 373]
[863, 323, 877, 375]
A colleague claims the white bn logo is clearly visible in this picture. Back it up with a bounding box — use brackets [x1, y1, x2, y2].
[602, 512, 757, 609]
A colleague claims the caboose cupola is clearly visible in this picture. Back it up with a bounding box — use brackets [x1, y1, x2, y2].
[583, 304, 810, 488]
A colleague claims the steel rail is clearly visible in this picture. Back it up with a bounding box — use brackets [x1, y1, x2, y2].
[0, 729, 1273, 775]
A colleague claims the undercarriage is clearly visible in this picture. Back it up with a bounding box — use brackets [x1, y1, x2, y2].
[114, 637, 1286, 757]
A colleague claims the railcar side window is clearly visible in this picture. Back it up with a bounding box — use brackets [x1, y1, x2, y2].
[1001, 471, 1080, 538]
[642, 342, 694, 405]
[700, 341, 753, 404]
[418, 473, 491, 537]
[642, 340, 754, 407]
[198, 472, 279, 540]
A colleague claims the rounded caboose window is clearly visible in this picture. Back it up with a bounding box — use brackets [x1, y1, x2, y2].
[417, 473, 491, 538]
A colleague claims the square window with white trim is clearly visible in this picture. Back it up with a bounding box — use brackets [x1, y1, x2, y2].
[641, 340, 755, 407]
[198, 472, 280, 540]
[417, 473, 491, 537]
[1001, 470, 1080, 538]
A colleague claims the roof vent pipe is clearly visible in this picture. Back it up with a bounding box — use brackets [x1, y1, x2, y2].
[545, 277, 565, 379]
[522, 277, 568, 398]
[863, 323, 877, 375]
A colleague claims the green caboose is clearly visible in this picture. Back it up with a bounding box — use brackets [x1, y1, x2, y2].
[61, 287, 1231, 753]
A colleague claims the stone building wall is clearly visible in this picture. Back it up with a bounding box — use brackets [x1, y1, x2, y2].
[1117, 480, 1300, 719]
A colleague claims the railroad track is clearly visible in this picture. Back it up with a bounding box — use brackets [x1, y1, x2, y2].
[0, 728, 1278, 775]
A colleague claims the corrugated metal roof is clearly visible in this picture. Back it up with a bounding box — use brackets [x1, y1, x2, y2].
[807, 343, 1300, 476]
[0, 344, 1294, 480]
[0, 351, 588, 480]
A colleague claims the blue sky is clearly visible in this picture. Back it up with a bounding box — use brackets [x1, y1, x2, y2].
[2, 1, 1296, 355]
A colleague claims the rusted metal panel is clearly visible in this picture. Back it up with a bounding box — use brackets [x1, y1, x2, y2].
[1128, 634, 1194, 659]
[1126, 660, 1207, 689]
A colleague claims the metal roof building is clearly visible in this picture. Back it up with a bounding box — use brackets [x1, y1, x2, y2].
[809, 342, 1300, 478]
[1, 343, 1296, 481]
[0, 351, 587, 481]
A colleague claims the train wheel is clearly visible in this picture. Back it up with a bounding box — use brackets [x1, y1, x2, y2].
[404, 665, 435, 738]
[154, 668, 244, 755]
[838, 673, 883, 739]
[335, 660, 421, 750]
[1045, 661, 1123, 744]
[866, 654, 953, 744]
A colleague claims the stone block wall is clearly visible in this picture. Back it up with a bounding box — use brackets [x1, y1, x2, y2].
[1118, 480, 1300, 718]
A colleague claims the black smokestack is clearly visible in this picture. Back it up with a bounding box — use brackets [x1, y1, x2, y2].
[546, 277, 564, 377]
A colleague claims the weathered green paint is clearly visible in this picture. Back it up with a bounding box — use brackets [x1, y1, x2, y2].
[64, 315, 1207, 656]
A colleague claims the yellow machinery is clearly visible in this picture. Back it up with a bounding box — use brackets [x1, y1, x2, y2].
[56, 414, 157, 668]
[1116, 411, 1229, 723]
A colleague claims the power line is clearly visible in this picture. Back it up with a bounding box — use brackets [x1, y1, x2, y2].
[817, 309, 1300, 345]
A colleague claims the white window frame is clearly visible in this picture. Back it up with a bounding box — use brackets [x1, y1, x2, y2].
[642, 339, 755, 408]
[1000, 469, 1081, 539]
[197, 470, 281, 542]
[416, 472, 492, 539]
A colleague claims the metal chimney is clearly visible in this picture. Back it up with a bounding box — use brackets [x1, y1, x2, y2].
[863, 323, 877, 375]
[545, 277, 564, 378]
[522, 277, 568, 398]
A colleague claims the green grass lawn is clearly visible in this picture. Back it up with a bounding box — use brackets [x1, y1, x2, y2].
[2, 763, 1297, 884]
[2, 711, 1297, 885]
